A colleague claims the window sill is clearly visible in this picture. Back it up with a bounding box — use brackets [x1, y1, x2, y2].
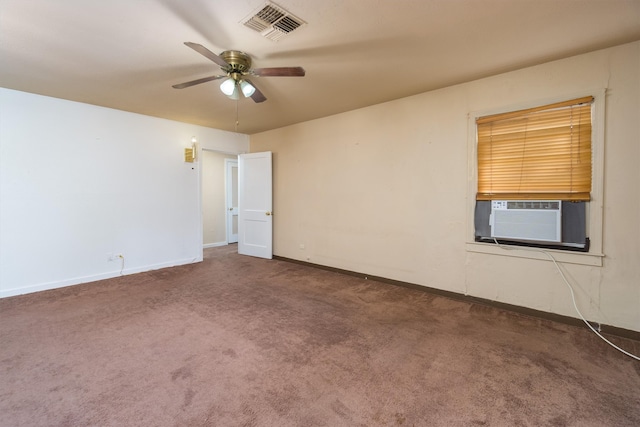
[465, 242, 604, 266]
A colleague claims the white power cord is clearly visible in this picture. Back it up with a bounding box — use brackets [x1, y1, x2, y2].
[118, 254, 125, 276]
[492, 239, 640, 361]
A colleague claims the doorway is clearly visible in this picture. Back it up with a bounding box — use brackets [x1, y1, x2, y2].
[225, 158, 239, 244]
[202, 150, 238, 248]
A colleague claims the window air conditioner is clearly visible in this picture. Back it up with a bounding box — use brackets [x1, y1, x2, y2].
[490, 201, 561, 242]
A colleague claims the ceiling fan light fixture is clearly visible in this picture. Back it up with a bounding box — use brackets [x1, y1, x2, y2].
[220, 78, 237, 96]
[240, 80, 256, 97]
[228, 87, 240, 100]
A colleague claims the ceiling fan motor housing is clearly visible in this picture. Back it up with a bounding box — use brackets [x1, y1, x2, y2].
[220, 50, 252, 73]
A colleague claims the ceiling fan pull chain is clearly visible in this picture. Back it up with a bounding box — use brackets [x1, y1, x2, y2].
[235, 98, 239, 132]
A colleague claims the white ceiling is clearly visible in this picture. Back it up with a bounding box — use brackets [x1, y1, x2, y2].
[1, 0, 639, 134]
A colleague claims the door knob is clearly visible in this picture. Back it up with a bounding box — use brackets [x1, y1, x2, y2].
[265, 211, 272, 216]
[229, 207, 233, 211]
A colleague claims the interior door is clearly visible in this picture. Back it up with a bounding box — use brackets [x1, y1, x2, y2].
[225, 159, 238, 244]
[238, 152, 272, 259]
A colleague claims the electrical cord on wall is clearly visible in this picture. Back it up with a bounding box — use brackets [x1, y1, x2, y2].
[492, 239, 640, 361]
[118, 254, 125, 276]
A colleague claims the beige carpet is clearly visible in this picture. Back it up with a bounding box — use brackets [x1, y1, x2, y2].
[1, 245, 639, 426]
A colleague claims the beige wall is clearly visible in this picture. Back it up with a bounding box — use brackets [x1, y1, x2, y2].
[250, 41, 640, 332]
[202, 150, 237, 246]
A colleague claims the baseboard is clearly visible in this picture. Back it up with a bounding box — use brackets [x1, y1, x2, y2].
[0, 257, 201, 298]
[203, 241, 228, 249]
[274, 256, 640, 342]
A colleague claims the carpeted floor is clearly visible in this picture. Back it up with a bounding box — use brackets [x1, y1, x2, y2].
[1, 245, 639, 426]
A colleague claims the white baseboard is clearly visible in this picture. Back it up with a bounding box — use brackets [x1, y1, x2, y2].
[0, 257, 202, 298]
[203, 241, 228, 249]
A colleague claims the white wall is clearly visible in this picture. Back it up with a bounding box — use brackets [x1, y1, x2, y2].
[250, 41, 640, 332]
[0, 88, 249, 297]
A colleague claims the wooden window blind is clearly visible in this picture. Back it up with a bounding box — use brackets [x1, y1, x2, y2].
[476, 96, 593, 201]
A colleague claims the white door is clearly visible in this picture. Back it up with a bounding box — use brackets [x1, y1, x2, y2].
[238, 152, 272, 259]
[225, 159, 239, 244]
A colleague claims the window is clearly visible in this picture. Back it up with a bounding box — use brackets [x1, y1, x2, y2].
[473, 96, 594, 251]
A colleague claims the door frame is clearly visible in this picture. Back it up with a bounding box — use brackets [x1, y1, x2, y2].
[225, 158, 239, 244]
[200, 148, 241, 252]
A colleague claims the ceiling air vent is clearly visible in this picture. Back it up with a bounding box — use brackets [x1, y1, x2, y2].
[242, 2, 306, 41]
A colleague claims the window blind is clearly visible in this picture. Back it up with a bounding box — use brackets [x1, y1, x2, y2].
[476, 96, 593, 201]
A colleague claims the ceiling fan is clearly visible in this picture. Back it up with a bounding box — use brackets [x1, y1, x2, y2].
[172, 42, 305, 103]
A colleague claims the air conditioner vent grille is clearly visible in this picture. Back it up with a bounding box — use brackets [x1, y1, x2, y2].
[243, 19, 269, 33]
[255, 5, 285, 24]
[507, 201, 560, 210]
[491, 200, 562, 242]
[242, 2, 306, 41]
[274, 16, 302, 33]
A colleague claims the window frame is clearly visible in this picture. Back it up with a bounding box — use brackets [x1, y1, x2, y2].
[465, 89, 606, 267]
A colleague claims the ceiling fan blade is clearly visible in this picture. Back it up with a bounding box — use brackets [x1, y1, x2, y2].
[244, 79, 267, 103]
[184, 42, 229, 68]
[251, 67, 305, 77]
[172, 75, 225, 89]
